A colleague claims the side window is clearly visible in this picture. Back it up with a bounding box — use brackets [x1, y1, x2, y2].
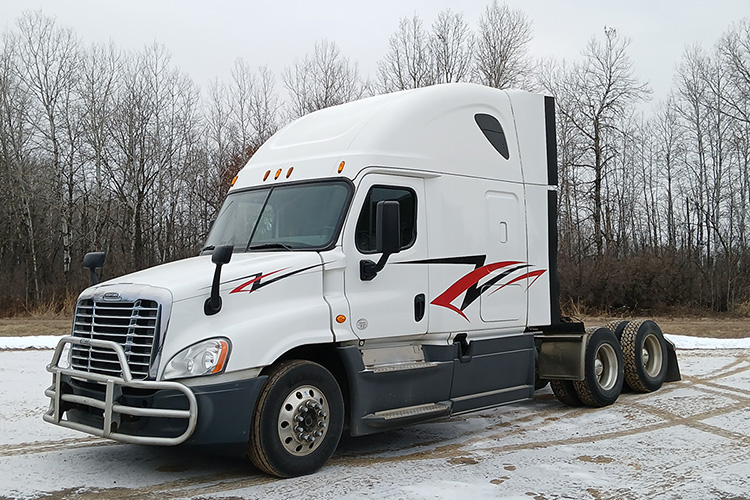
[355, 186, 417, 253]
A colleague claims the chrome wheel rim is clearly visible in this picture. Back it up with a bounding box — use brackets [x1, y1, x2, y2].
[642, 334, 663, 377]
[278, 385, 330, 456]
[595, 343, 618, 391]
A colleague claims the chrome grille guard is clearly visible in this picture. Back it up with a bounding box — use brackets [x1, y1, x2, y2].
[44, 336, 198, 446]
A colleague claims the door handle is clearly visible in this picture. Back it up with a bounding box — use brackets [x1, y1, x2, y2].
[414, 294, 425, 322]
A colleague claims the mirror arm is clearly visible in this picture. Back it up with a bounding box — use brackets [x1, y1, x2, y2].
[360, 252, 392, 281]
[204, 245, 233, 316]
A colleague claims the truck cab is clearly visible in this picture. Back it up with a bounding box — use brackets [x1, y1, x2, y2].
[45, 83, 678, 478]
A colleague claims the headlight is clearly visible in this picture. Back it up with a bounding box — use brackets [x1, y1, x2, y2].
[163, 338, 230, 380]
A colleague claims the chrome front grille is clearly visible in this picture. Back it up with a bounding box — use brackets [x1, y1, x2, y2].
[71, 298, 160, 380]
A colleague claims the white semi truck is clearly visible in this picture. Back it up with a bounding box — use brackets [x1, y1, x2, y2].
[44, 83, 680, 478]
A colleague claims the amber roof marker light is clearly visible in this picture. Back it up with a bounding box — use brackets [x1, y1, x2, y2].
[338, 161, 345, 174]
[286, 167, 294, 178]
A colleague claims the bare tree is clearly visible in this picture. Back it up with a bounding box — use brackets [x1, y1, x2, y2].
[653, 97, 685, 249]
[12, 11, 81, 277]
[249, 65, 280, 148]
[430, 10, 473, 84]
[377, 14, 434, 92]
[228, 60, 280, 152]
[473, 1, 533, 89]
[77, 41, 121, 254]
[283, 39, 365, 118]
[718, 19, 750, 124]
[0, 40, 44, 301]
[545, 28, 650, 256]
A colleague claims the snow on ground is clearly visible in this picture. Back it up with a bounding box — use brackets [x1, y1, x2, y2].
[0, 342, 748, 499]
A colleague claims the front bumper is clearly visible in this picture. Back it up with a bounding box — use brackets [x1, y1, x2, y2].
[44, 336, 266, 447]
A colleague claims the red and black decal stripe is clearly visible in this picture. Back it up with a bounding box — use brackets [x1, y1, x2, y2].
[226, 264, 323, 294]
[403, 256, 546, 321]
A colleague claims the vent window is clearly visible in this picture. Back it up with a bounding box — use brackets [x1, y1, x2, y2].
[475, 113, 510, 160]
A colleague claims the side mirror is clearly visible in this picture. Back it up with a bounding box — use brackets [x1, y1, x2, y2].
[205, 244, 233, 316]
[360, 201, 401, 281]
[211, 244, 233, 265]
[83, 252, 106, 285]
[376, 200, 401, 255]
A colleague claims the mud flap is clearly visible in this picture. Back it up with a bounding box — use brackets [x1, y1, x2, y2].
[664, 338, 681, 382]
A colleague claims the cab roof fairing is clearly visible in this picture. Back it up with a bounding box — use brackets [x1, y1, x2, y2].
[230, 83, 551, 191]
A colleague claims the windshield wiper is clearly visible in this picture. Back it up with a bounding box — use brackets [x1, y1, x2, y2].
[247, 242, 293, 252]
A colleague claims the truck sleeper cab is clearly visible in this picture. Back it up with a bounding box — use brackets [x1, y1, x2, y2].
[44, 83, 680, 478]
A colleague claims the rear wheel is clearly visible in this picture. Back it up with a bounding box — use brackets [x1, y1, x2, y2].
[248, 360, 344, 477]
[573, 327, 624, 407]
[620, 320, 668, 392]
[604, 320, 629, 341]
[551, 380, 583, 406]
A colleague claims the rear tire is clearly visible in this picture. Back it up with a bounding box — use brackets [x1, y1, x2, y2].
[551, 380, 583, 406]
[573, 327, 624, 407]
[604, 320, 629, 341]
[248, 360, 344, 478]
[620, 320, 668, 393]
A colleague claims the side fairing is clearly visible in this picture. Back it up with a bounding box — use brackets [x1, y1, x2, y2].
[422, 175, 534, 335]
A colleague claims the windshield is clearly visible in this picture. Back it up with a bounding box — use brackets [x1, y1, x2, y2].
[203, 180, 352, 253]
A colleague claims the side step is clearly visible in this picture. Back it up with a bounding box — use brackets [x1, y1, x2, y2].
[368, 361, 438, 374]
[362, 402, 452, 428]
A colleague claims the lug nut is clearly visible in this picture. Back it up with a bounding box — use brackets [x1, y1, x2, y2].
[318, 422, 327, 428]
[315, 431, 323, 437]
[294, 426, 304, 433]
[318, 411, 327, 418]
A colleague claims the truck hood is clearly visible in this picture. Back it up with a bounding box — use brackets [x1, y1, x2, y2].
[92, 252, 324, 303]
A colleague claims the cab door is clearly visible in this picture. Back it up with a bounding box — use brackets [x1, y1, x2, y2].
[342, 174, 428, 340]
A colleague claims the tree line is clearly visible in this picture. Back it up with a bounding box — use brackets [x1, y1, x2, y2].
[1, 3, 749, 315]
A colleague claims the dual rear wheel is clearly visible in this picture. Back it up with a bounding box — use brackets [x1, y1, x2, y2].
[551, 320, 669, 408]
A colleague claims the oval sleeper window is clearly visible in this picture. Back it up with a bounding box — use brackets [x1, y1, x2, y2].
[475, 113, 510, 160]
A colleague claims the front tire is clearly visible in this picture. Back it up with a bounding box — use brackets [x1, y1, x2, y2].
[248, 360, 344, 477]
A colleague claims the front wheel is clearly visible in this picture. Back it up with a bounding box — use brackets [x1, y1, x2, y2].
[248, 360, 344, 477]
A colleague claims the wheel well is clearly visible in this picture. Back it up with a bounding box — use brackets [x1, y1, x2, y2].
[266, 344, 352, 429]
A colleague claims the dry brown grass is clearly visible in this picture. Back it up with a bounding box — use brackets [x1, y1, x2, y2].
[581, 315, 750, 339]
[0, 315, 747, 338]
[0, 318, 71, 337]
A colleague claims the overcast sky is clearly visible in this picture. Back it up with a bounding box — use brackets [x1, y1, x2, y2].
[0, 0, 747, 106]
